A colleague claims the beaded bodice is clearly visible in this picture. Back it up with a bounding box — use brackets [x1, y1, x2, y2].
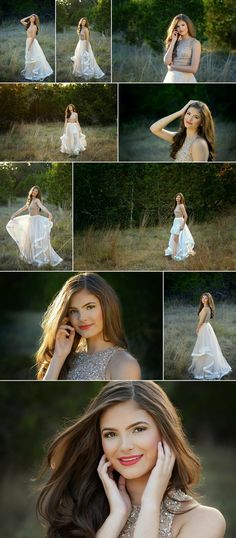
[173, 38, 195, 67]
[28, 201, 40, 216]
[119, 489, 192, 538]
[174, 206, 183, 218]
[174, 135, 199, 162]
[65, 346, 119, 380]
[199, 306, 211, 323]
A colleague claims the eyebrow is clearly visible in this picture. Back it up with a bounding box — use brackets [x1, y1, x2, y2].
[68, 301, 97, 310]
[101, 421, 150, 432]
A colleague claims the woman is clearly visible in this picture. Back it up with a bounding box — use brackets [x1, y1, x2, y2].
[189, 293, 232, 380]
[36, 272, 141, 380]
[163, 14, 201, 83]
[60, 104, 87, 156]
[36, 381, 226, 537]
[6, 186, 62, 267]
[20, 14, 53, 81]
[165, 193, 195, 261]
[150, 100, 215, 162]
[71, 17, 105, 80]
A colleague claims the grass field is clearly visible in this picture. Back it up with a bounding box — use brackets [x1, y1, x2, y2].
[0, 199, 72, 270]
[0, 123, 117, 161]
[112, 33, 236, 82]
[164, 303, 236, 380]
[0, 441, 235, 538]
[56, 27, 111, 82]
[119, 119, 236, 162]
[0, 21, 55, 83]
[74, 212, 236, 271]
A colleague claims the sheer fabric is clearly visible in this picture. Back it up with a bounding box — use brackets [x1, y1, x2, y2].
[189, 322, 232, 379]
[22, 37, 53, 81]
[71, 40, 104, 79]
[165, 217, 194, 261]
[60, 123, 87, 155]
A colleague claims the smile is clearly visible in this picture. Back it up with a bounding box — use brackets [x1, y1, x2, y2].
[118, 455, 143, 466]
[79, 324, 94, 330]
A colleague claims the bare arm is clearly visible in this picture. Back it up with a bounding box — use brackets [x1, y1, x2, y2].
[42, 322, 76, 381]
[107, 351, 141, 380]
[196, 307, 208, 334]
[179, 204, 188, 229]
[177, 506, 226, 538]
[11, 204, 28, 218]
[191, 138, 209, 162]
[163, 31, 178, 65]
[20, 16, 31, 26]
[170, 40, 201, 74]
[36, 199, 53, 219]
[74, 112, 82, 131]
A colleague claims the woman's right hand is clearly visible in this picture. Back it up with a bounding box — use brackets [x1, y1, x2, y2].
[97, 455, 131, 521]
[179, 100, 196, 116]
[171, 30, 179, 43]
[54, 318, 76, 363]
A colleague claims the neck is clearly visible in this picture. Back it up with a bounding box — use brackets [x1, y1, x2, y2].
[86, 334, 114, 354]
[125, 472, 152, 506]
[186, 127, 198, 138]
[181, 33, 190, 40]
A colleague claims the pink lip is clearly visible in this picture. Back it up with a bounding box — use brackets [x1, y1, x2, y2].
[186, 121, 192, 125]
[118, 455, 143, 466]
[79, 324, 94, 330]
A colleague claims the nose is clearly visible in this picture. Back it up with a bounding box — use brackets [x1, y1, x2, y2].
[119, 434, 134, 452]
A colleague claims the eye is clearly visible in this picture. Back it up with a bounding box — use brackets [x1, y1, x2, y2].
[103, 431, 116, 439]
[68, 309, 78, 316]
[133, 426, 147, 433]
[87, 304, 95, 310]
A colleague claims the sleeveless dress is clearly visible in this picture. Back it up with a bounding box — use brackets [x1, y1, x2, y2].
[119, 489, 193, 537]
[6, 201, 62, 267]
[188, 307, 232, 380]
[165, 206, 195, 261]
[71, 28, 104, 80]
[64, 347, 121, 380]
[163, 38, 197, 83]
[60, 111, 87, 155]
[22, 30, 53, 81]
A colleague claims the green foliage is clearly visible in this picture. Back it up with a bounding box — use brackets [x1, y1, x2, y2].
[56, 0, 110, 33]
[165, 272, 236, 302]
[203, 0, 236, 49]
[0, 165, 15, 203]
[0, 0, 54, 20]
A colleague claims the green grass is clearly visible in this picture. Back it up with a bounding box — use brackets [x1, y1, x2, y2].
[74, 212, 236, 271]
[164, 303, 236, 380]
[56, 27, 111, 82]
[0, 199, 72, 270]
[119, 119, 236, 162]
[0, 123, 117, 161]
[0, 442, 235, 537]
[0, 21, 55, 82]
[112, 33, 236, 82]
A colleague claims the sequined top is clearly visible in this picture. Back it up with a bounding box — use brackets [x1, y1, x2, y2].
[174, 135, 199, 162]
[28, 201, 40, 216]
[173, 38, 196, 67]
[199, 306, 211, 323]
[65, 346, 122, 380]
[119, 489, 193, 538]
[174, 205, 183, 218]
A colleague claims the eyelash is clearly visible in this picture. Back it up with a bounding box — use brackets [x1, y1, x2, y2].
[69, 305, 96, 315]
[103, 427, 147, 439]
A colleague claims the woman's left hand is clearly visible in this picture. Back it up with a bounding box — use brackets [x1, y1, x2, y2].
[48, 213, 53, 221]
[141, 441, 175, 507]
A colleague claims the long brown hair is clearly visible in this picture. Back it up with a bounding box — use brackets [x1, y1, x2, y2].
[174, 192, 185, 209]
[165, 14, 196, 60]
[65, 104, 76, 119]
[77, 17, 89, 35]
[36, 381, 201, 537]
[26, 14, 40, 35]
[171, 101, 215, 161]
[198, 292, 215, 318]
[26, 185, 42, 207]
[36, 273, 128, 379]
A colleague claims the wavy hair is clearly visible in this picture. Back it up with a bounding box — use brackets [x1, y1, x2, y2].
[26, 14, 40, 35]
[65, 104, 76, 119]
[77, 17, 89, 35]
[36, 381, 201, 537]
[198, 292, 215, 318]
[165, 14, 196, 59]
[35, 273, 128, 379]
[170, 101, 215, 161]
[26, 185, 42, 207]
[174, 192, 185, 209]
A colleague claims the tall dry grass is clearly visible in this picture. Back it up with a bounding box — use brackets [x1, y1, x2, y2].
[56, 27, 111, 82]
[112, 33, 236, 82]
[119, 119, 236, 162]
[164, 302, 235, 380]
[0, 199, 72, 270]
[0, 123, 117, 161]
[0, 21, 55, 82]
[74, 212, 236, 271]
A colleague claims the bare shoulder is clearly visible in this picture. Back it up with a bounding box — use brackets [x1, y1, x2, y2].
[192, 137, 208, 150]
[108, 349, 141, 380]
[193, 38, 201, 47]
[175, 504, 226, 538]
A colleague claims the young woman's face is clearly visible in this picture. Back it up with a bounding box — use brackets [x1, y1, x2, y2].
[81, 19, 86, 26]
[176, 19, 189, 37]
[184, 107, 202, 131]
[32, 188, 39, 197]
[30, 15, 36, 23]
[68, 105, 73, 112]
[68, 289, 104, 339]
[201, 294, 209, 305]
[100, 400, 162, 480]
[176, 195, 182, 203]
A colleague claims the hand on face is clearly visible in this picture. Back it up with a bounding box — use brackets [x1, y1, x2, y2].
[141, 440, 175, 507]
[97, 454, 132, 520]
[54, 317, 76, 362]
[171, 30, 179, 43]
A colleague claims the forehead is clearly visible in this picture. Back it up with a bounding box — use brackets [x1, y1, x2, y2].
[177, 19, 187, 25]
[186, 107, 201, 115]
[100, 400, 155, 429]
[69, 289, 99, 308]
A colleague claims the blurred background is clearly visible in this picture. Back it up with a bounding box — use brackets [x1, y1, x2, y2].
[0, 380, 235, 537]
[0, 271, 163, 380]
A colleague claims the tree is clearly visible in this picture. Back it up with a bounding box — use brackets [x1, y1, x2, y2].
[203, 0, 236, 49]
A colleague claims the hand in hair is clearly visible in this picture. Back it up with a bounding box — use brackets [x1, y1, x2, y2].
[179, 100, 199, 116]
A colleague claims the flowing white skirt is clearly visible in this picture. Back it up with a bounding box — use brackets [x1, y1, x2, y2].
[189, 322, 232, 380]
[165, 217, 195, 260]
[6, 215, 62, 267]
[71, 40, 104, 79]
[163, 70, 196, 83]
[21, 38, 53, 81]
[60, 123, 87, 155]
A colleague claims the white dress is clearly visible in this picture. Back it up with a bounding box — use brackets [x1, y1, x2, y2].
[6, 202, 62, 267]
[71, 28, 104, 80]
[60, 112, 87, 156]
[188, 306, 232, 380]
[22, 36, 53, 81]
[163, 38, 197, 83]
[165, 207, 195, 261]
